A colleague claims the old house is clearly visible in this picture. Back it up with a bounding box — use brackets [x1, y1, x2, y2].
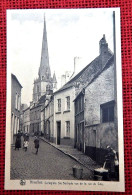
[53, 35, 112, 147]
[41, 92, 54, 142]
[54, 86, 75, 146]
[23, 107, 30, 133]
[11, 74, 22, 144]
[84, 55, 116, 164]
[74, 89, 85, 151]
[19, 104, 28, 132]
[74, 53, 117, 164]
[30, 95, 45, 135]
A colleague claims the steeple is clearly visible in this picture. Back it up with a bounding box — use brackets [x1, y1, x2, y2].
[38, 15, 51, 80]
[52, 72, 57, 91]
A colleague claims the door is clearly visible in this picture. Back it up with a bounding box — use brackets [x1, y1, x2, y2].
[57, 121, 61, 145]
[82, 122, 85, 152]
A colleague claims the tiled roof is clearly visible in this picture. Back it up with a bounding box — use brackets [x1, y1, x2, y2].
[54, 50, 112, 94]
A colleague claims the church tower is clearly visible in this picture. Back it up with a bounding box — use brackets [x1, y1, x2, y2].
[33, 16, 57, 102]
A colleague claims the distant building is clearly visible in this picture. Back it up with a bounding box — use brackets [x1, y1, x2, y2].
[61, 71, 72, 87]
[11, 74, 22, 144]
[30, 95, 45, 135]
[41, 93, 54, 142]
[23, 107, 30, 133]
[19, 103, 28, 132]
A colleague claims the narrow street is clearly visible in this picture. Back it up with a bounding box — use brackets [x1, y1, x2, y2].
[11, 137, 94, 180]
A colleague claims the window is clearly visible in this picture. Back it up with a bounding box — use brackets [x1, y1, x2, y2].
[57, 99, 61, 112]
[66, 96, 70, 110]
[65, 121, 70, 137]
[46, 84, 50, 91]
[101, 101, 114, 123]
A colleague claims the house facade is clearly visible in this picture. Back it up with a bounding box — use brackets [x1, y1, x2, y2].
[11, 74, 22, 144]
[54, 86, 75, 146]
[84, 56, 117, 164]
[74, 54, 117, 164]
[30, 95, 46, 135]
[41, 94, 54, 142]
[74, 90, 85, 151]
[23, 107, 30, 133]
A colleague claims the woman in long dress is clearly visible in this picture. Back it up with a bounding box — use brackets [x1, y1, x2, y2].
[15, 130, 21, 150]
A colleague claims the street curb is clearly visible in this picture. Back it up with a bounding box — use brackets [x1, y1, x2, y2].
[40, 137, 94, 172]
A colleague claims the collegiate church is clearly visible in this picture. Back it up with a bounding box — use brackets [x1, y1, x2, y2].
[29, 16, 57, 135]
[32, 16, 57, 103]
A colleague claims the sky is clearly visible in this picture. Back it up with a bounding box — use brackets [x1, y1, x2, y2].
[7, 8, 115, 105]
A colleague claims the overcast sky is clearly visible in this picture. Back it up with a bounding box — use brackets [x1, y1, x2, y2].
[7, 8, 115, 105]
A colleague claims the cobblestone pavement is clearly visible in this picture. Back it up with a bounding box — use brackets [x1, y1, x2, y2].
[41, 138, 101, 171]
[11, 137, 94, 180]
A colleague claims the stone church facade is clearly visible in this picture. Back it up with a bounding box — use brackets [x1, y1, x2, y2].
[30, 17, 57, 135]
[32, 17, 57, 103]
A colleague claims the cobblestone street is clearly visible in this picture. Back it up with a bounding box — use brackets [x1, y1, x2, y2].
[11, 137, 94, 180]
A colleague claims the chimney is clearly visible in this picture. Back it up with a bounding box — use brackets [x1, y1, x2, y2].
[99, 34, 108, 55]
[61, 75, 66, 87]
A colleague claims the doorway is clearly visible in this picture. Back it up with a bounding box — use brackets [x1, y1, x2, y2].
[57, 121, 61, 145]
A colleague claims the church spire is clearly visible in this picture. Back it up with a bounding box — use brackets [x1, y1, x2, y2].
[52, 72, 57, 91]
[38, 15, 51, 80]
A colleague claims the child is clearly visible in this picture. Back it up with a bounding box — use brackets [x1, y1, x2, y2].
[23, 140, 29, 152]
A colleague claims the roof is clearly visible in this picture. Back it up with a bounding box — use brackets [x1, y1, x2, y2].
[11, 74, 23, 88]
[23, 106, 30, 112]
[54, 52, 112, 95]
[54, 34, 113, 95]
[30, 94, 46, 110]
[74, 54, 114, 101]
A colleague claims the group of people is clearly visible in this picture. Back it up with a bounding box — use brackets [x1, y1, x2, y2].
[15, 130, 40, 154]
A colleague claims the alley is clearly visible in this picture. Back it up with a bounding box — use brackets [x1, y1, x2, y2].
[11, 137, 94, 180]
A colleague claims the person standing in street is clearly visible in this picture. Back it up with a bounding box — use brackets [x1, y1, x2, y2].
[15, 130, 21, 150]
[23, 133, 29, 152]
[34, 136, 39, 155]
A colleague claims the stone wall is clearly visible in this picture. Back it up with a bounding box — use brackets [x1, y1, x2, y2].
[85, 63, 114, 126]
[84, 61, 118, 157]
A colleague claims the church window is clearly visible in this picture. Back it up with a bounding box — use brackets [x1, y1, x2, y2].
[46, 84, 50, 91]
[101, 101, 114, 123]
